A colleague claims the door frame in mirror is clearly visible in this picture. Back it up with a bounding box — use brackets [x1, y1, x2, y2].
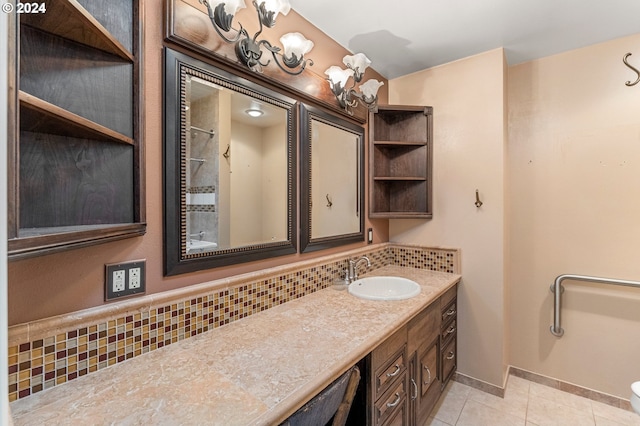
[163, 48, 297, 276]
[299, 104, 365, 253]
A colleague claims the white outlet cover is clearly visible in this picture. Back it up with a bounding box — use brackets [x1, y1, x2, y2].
[113, 270, 126, 292]
[129, 267, 141, 289]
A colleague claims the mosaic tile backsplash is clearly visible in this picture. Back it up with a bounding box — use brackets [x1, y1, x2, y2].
[8, 244, 459, 402]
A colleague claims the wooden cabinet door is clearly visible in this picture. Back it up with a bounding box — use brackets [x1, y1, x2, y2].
[412, 340, 442, 425]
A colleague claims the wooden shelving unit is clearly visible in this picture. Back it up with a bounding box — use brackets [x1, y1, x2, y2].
[8, 0, 144, 260]
[369, 105, 433, 219]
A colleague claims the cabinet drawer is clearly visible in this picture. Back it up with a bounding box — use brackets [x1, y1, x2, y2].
[375, 350, 406, 401]
[382, 395, 408, 426]
[372, 326, 406, 370]
[442, 336, 457, 384]
[441, 299, 457, 323]
[375, 375, 407, 426]
[440, 285, 457, 310]
[441, 319, 457, 343]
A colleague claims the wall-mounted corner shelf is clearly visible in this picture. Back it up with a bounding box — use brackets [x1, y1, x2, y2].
[369, 105, 433, 219]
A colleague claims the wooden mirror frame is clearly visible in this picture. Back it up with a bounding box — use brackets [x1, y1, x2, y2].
[299, 104, 365, 253]
[163, 48, 297, 276]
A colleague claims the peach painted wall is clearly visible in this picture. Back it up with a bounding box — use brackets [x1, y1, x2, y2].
[390, 34, 640, 398]
[388, 49, 509, 388]
[508, 33, 640, 398]
[7, 2, 389, 326]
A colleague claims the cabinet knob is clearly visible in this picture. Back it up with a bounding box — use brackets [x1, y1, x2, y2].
[446, 351, 455, 360]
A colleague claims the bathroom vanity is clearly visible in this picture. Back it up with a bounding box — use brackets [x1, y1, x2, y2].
[9, 266, 459, 425]
[357, 281, 457, 425]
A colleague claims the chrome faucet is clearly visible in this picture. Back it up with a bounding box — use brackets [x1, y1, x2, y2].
[348, 255, 371, 283]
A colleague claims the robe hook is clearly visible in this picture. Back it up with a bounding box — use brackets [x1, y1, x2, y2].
[475, 189, 483, 208]
[623, 53, 640, 86]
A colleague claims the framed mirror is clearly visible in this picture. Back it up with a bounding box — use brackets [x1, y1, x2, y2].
[164, 48, 297, 275]
[300, 104, 365, 253]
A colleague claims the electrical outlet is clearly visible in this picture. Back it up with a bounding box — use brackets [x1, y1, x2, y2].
[105, 260, 146, 301]
[129, 267, 141, 289]
[113, 270, 126, 292]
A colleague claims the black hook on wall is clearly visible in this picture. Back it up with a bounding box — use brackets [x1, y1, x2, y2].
[623, 53, 640, 86]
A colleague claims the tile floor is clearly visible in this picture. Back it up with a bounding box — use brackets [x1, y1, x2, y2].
[426, 376, 640, 426]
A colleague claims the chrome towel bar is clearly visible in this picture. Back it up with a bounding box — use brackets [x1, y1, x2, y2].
[550, 274, 640, 337]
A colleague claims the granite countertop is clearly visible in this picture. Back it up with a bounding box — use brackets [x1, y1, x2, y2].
[10, 266, 460, 425]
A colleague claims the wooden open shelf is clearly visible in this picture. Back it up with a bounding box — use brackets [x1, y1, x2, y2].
[374, 177, 427, 181]
[20, 0, 133, 61]
[373, 141, 426, 147]
[10, 223, 146, 260]
[19, 91, 134, 145]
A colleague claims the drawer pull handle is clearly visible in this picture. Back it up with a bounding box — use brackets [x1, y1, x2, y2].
[386, 364, 401, 377]
[443, 307, 456, 319]
[386, 392, 401, 408]
[444, 325, 456, 336]
[446, 351, 455, 360]
[424, 365, 432, 385]
[411, 378, 418, 400]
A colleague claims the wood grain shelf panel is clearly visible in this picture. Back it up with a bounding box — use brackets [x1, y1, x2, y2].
[19, 91, 134, 145]
[374, 177, 427, 181]
[10, 223, 146, 260]
[373, 141, 427, 147]
[20, 0, 133, 61]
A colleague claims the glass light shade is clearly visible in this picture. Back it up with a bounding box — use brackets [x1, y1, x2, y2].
[209, 0, 246, 15]
[261, 0, 291, 16]
[325, 66, 354, 89]
[343, 53, 371, 73]
[280, 32, 314, 59]
[359, 79, 384, 100]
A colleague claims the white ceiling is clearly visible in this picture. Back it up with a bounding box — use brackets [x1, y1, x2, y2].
[294, 0, 640, 79]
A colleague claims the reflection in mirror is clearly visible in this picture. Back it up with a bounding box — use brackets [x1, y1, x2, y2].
[300, 104, 365, 253]
[185, 76, 287, 254]
[164, 48, 297, 275]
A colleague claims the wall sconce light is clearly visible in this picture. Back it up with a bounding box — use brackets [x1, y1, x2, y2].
[199, 0, 314, 75]
[325, 53, 384, 115]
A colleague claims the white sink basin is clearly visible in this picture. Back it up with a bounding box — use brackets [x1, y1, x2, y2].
[348, 276, 421, 301]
